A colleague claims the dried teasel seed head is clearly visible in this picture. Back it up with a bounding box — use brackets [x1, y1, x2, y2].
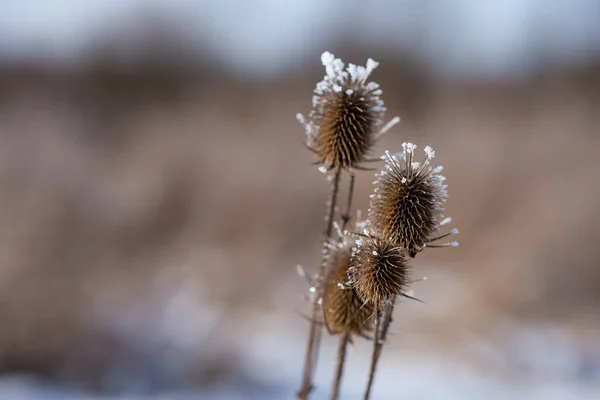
[297, 51, 400, 171]
[369, 144, 455, 257]
[322, 243, 374, 337]
[349, 232, 410, 310]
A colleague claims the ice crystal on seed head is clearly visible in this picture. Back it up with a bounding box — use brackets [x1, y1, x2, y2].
[297, 51, 400, 171]
[424, 146, 435, 159]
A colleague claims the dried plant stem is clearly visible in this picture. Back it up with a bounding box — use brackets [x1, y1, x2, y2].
[329, 173, 356, 400]
[298, 167, 342, 400]
[330, 331, 350, 400]
[341, 172, 355, 231]
[364, 301, 395, 400]
[364, 309, 381, 400]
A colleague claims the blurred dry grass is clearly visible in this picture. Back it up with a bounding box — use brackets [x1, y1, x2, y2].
[0, 44, 599, 393]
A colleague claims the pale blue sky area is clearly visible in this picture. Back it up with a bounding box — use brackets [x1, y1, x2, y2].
[0, 0, 599, 77]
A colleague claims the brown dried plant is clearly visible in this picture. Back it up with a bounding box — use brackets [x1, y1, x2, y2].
[295, 52, 457, 400]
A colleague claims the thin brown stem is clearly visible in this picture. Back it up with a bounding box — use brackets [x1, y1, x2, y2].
[364, 301, 395, 400]
[297, 167, 342, 400]
[364, 308, 381, 400]
[328, 173, 356, 400]
[330, 331, 350, 400]
[340, 172, 355, 231]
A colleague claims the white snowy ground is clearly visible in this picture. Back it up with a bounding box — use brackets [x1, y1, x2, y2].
[1, 319, 598, 400]
[0, 269, 598, 400]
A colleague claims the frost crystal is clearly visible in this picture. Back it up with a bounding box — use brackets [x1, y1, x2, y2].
[424, 146, 435, 159]
[321, 51, 335, 67]
[402, 142, 417, 154]
[365, 58, 379, 76]
[440, 217, 452, 226]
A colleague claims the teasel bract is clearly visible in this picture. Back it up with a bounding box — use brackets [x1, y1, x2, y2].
[297, 52, 400, 171]
[368, 143, 458, 257]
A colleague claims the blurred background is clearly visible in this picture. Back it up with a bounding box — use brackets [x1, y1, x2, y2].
[0, 0, 599, 399]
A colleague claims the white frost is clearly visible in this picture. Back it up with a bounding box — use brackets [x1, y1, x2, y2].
[365, 58, 379, 77]
[424, 145, 435, 159]
[321, 51, 335, 67]
[402, 142, 417, 154]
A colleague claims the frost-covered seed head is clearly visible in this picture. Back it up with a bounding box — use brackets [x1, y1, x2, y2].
[322, 244, 374, 336]
[369, 144, 449, 257]
[297, 51, 399, 170]
[349, 233, 410, 310]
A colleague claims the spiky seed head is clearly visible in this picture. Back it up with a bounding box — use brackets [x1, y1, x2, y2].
[297, 51, 399, 171]
[369, 144, 449, 257]
[322, 243, 374, 337]
[349, 232, 410, 310]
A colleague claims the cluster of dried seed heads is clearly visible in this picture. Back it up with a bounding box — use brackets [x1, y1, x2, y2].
[296, 51, 459, 400]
